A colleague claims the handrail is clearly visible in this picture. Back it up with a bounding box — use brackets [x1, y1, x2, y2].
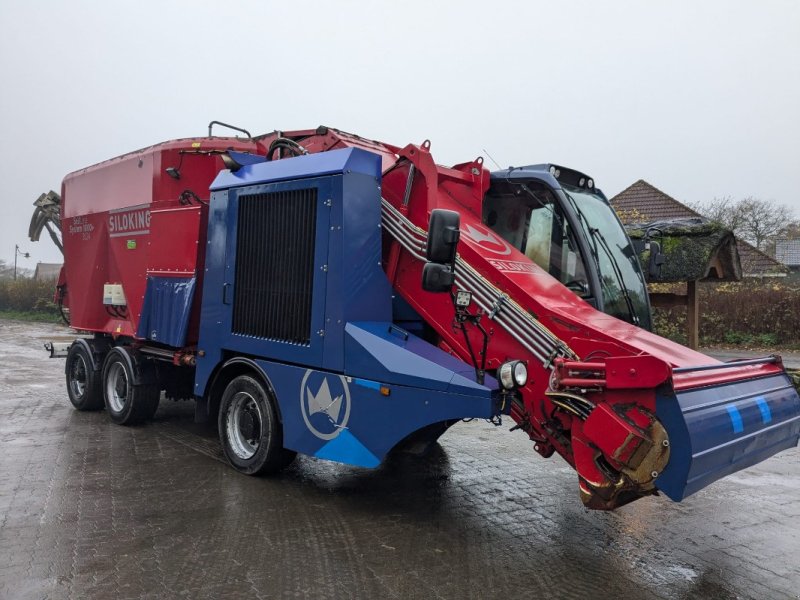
[207, 120, 252, 139]
[672, 356, 780, 373]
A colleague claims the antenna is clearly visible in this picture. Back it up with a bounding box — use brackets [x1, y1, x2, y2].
[482, 148, 503, 170]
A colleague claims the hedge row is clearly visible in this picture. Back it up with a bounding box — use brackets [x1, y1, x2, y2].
[652, 281, 800, 347]
[0, 278, 60, 314]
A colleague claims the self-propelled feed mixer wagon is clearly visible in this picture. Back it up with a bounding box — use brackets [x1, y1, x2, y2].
[46, 125, 800, 510]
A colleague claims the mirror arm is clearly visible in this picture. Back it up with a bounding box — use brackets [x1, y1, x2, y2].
[453, 299, 488, 385]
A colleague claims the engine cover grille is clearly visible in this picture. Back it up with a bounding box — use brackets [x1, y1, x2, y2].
[232, 188, 318, 345]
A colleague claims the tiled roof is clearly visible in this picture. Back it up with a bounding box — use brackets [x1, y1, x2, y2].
[775, 239, 800, 266]
[33, 262, 62, 280]
[610, 180, 786, 276]
[611, 179, 704, 222]
[737, 243, 786, 276]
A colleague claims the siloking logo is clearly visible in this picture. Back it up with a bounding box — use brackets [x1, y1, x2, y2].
[300, 370, 351, 440]
[109, 205, 151, 238]
[461, 224, 511, 255]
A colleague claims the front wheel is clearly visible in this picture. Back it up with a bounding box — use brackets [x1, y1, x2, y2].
[218, 375, 296, 475]
[102, 347, 160, 426]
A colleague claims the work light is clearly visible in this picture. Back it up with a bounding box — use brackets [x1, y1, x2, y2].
[498, 360, 527, 390]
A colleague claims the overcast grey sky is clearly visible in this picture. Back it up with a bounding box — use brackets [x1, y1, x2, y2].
[1, 0, 798, 265]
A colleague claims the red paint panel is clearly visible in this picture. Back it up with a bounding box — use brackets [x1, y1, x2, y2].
[671, 362, 784, 391]
[64, 154, 155, 217]
[604, 355, 671, 389]
[62, 137, 259, 342]
[147, 206, 203, 276]
[583, 403, 649, 466]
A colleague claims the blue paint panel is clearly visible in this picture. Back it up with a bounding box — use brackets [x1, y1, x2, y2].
[656, 373, 800, 501]
[755, 397, 772, 424]
[345, 321, 497, 395]
[195, 175, 333, 393]
[726, 405, 744, 433]
[314, 429, 380, 468]
[195, 148, 387, 396]
[211, 147, 381, 191]
[224, 177, 332, 366]
[254, 349, 496, 466]
[322, 168, 393, 371]
[194, 189, 229, 394]
[136, 276, 196, 347]
[225, 150, 267, 168]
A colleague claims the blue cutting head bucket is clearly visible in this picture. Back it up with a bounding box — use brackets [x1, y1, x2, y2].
[655, 371, 800, 502]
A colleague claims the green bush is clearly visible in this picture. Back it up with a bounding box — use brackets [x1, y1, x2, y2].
[0, 278, 59, 314]
[652, 307, 687, 346]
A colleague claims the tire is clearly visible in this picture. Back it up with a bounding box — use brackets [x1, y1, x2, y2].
[65, 342, 103, 411]
[218, 375, 296, 475]
[102, 347, 160, 426]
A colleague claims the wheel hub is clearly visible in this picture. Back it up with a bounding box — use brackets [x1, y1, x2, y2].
[226, 392, 263, 460]
[239, 409, 258, 441]
[105, 361, 129, 413]
[70, 355, 87, 398]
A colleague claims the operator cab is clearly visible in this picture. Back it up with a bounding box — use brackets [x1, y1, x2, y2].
[483, 164, 652, 330]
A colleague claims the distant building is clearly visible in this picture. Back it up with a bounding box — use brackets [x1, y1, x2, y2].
[611, 180, 787, 278]
[775, 239, 800, 272]
[33, 262, 62, 280]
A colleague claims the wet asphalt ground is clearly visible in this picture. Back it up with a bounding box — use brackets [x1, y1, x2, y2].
[1, 318, 798, 600]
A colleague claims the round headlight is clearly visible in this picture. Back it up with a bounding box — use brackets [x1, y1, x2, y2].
[499, 360, 527, 390]
[513, 361, 528, 387]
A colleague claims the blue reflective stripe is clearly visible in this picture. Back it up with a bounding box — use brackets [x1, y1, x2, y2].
[755, 397, 772, 424]
[354, 378, 381, 390]
[726, 405, 744, 434]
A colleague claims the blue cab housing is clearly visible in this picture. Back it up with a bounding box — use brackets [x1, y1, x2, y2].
[194, 147, 501, 467]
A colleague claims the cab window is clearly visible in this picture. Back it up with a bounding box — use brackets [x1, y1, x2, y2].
[483, 181, 590, 297]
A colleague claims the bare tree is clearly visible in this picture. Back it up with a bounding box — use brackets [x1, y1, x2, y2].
[778, 221, 800, 240]
[0, 260, 12, 279]
[739, 197, 793, 250]
[689, 196, 799, 252]
[0, 260, 32, 280]
[692, 196, 749, 233]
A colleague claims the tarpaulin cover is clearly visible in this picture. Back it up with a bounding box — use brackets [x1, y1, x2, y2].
[136, 276, 196, 348]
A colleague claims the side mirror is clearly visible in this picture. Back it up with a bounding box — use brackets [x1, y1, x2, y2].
[421, 209, 460, 294]
[422, 263, 456, 292]
[648, 241, 666, 278]
[426, 209, 460, 264]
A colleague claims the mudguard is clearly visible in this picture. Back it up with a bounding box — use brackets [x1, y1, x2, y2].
[256, 322, 503, 468]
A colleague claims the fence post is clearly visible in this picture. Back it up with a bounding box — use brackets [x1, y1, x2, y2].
[687, 280, 699, 349]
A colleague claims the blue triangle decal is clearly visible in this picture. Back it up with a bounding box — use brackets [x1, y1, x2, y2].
[314, 429, 381, 468]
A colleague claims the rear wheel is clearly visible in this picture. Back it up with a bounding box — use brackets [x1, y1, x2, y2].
[218, 375, 296, 475]
[65, 342, 103, 411]
[102, 347, 160, 425]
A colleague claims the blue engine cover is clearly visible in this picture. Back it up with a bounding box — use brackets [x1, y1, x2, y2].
[655, 372, 800, 501]
[195, 147, 393, 392]
[194, 147, 500, 467]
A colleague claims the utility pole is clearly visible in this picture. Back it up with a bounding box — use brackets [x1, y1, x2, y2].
[14, 244, 30, 280]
